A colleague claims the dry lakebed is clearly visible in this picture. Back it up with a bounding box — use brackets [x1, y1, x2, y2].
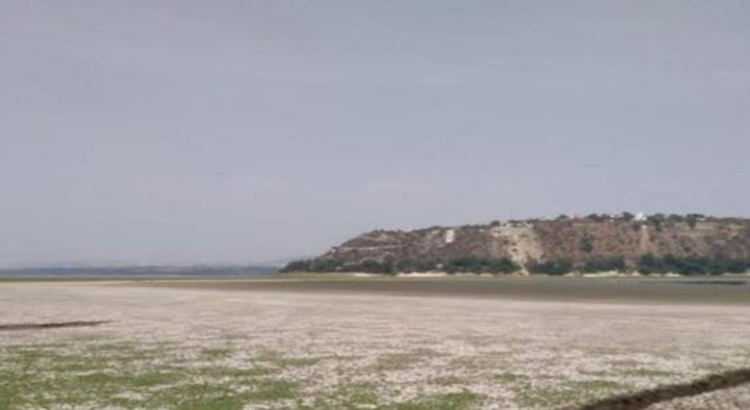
[2, 276, 750, 410]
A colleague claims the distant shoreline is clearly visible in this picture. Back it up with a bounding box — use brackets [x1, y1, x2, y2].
[0, 265, 279, 279]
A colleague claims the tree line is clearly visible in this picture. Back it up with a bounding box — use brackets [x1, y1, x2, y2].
[283, 254, 749, 276]
[281, 256, 521, 275]
[528, 255, 749, 276]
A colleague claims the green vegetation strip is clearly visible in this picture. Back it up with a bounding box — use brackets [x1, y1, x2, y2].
[0, 344, 485, 410]
[283, 254, 750, 276]
[0, 345, 295, 410]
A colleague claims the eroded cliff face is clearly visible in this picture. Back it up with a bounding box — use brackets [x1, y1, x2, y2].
[318, 217, 750, 269]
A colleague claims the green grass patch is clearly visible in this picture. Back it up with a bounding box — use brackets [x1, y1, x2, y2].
[389, 391, 482, 410]
[253, 348, 323, 369]
[433, 375, 465, 386]
[201, 347, 233, 360]
[0, 344, 298, 410]
[494, 372, 526, 383]
[514, 379, 626, 408]
[372, 348, 439, 372]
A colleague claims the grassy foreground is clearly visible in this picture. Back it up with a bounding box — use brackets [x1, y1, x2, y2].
[0, 342, 484, 410]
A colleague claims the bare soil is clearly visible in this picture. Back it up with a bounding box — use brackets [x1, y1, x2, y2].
[2, 278, 750, 409]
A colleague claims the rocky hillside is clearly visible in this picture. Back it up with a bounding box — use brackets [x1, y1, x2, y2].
[284, 214, 750, 275]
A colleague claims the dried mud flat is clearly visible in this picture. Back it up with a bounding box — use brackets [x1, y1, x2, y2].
[2, 278, 750, 410]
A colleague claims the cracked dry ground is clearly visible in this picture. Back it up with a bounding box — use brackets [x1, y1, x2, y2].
[1, 280, 750, 410]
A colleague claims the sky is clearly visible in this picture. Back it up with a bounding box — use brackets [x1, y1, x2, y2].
[1, 1, 749, 266]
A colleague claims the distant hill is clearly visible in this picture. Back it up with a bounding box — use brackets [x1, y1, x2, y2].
[0, 265, 279, 277]
[283, 214, 750, 276]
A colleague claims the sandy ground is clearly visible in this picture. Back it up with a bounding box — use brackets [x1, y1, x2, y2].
[1, 279, 750, 409]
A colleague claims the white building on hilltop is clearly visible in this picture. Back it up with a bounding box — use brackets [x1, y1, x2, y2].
[445, 229, 456, 244]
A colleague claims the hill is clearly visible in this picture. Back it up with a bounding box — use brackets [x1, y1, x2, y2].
[283, 214, 750, 275]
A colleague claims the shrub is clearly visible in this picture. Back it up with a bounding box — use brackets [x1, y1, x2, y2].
[581, 257, 626, 273]
[352, 259, 395, 274]
[686, 213, 705, 229]
[280, 258, 344, 273]
[638, 254, 663, 275]
[585, 214, 607, 222]
[636, 254, 749, 276]
[647, 214, 667, 232]
[444, 256, 520, 274]
[581, 235, 595, 253]
[528, 259, 573, 275]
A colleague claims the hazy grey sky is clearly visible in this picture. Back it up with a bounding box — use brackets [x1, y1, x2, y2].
[1, 1, 749, 266]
